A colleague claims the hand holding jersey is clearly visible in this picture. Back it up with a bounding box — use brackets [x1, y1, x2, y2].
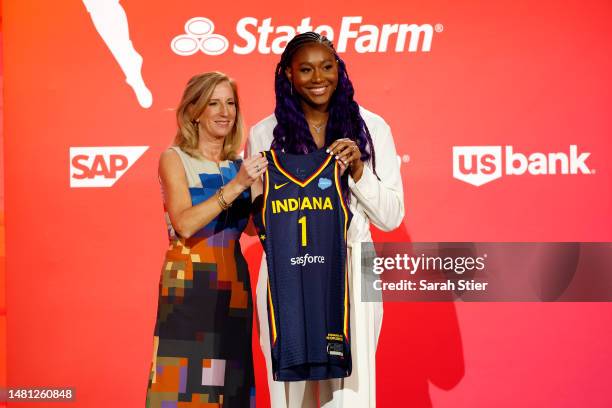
[235, 154, 268, 189]
[327, 138, 364, 181]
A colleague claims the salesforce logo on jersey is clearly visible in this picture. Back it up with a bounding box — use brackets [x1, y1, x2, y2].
[291, 253, 326, 266]
[171, 16, 442, 56]
[318, 178, 332, 190]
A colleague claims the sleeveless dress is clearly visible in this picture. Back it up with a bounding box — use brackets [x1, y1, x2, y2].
[146, 147, 255, 408]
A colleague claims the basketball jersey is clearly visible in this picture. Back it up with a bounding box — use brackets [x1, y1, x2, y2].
[258, 149, 352, 381]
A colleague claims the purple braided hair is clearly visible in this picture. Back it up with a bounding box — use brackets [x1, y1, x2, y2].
[271, 32, 377, 203]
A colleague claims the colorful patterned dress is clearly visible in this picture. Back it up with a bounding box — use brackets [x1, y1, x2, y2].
[146, 147, 255, 408]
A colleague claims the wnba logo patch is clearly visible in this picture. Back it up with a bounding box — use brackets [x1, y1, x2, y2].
[326, 342, 344, 357]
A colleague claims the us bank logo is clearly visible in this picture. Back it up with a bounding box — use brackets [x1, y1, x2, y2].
[171, 16, 443, 56]
[453, 145, 593, 187]
[70, 146, 148, 188]
[453, 146, 502, 187]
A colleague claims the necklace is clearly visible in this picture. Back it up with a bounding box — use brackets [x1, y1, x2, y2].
[307, 120, 327, 134]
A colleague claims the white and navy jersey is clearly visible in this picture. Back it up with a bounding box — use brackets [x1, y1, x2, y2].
[258, 149, 352, 381]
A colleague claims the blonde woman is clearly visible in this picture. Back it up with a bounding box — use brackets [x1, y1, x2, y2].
[146, 72, 267, 407]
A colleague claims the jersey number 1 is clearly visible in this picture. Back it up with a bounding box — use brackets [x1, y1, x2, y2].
[298, 216, 307, 247]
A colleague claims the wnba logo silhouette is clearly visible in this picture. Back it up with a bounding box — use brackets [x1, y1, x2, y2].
[171, 17, 230, 56]
[453, 145, 592, 186]
[82, 0, 153, 108]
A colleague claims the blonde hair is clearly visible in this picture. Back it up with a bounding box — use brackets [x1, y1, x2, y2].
[174, 72, 243, 160]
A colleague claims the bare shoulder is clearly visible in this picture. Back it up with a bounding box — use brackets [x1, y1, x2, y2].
[159, 148, 185, 181]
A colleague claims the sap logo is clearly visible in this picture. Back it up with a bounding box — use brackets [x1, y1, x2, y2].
[453, 145, 592, 187]
[70, 146, 148, 188]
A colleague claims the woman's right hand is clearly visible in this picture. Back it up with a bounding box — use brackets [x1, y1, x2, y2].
[234, 154, 268, 190]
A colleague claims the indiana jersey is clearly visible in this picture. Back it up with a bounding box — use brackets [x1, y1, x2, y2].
[258, 149, 352, 381]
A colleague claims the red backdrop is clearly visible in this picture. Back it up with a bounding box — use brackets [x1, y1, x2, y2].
[3, 0, 611, 407]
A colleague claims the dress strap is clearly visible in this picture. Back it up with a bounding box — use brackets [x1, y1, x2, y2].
[169, 146, 200, 187]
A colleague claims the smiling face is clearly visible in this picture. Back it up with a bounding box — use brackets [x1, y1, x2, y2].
[285, 43, 339, 111]
[196, 80, 236, 140]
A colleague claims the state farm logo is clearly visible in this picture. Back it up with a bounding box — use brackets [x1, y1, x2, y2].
[453, 145, 593, 187]
[171, 17, 230, 56]
[171, 16, 443, 56]
[70, 146, 148, 188]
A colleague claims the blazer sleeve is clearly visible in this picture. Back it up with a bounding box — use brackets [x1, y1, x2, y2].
[246, 117, 275, 158]
[245, 126, 258, 159]
[348, 120, 405, 231]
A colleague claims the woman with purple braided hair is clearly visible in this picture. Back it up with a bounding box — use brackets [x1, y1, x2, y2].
[247, 32, 404, 407]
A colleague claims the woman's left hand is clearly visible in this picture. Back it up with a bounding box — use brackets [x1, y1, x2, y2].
[327, 138, 364, 181]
